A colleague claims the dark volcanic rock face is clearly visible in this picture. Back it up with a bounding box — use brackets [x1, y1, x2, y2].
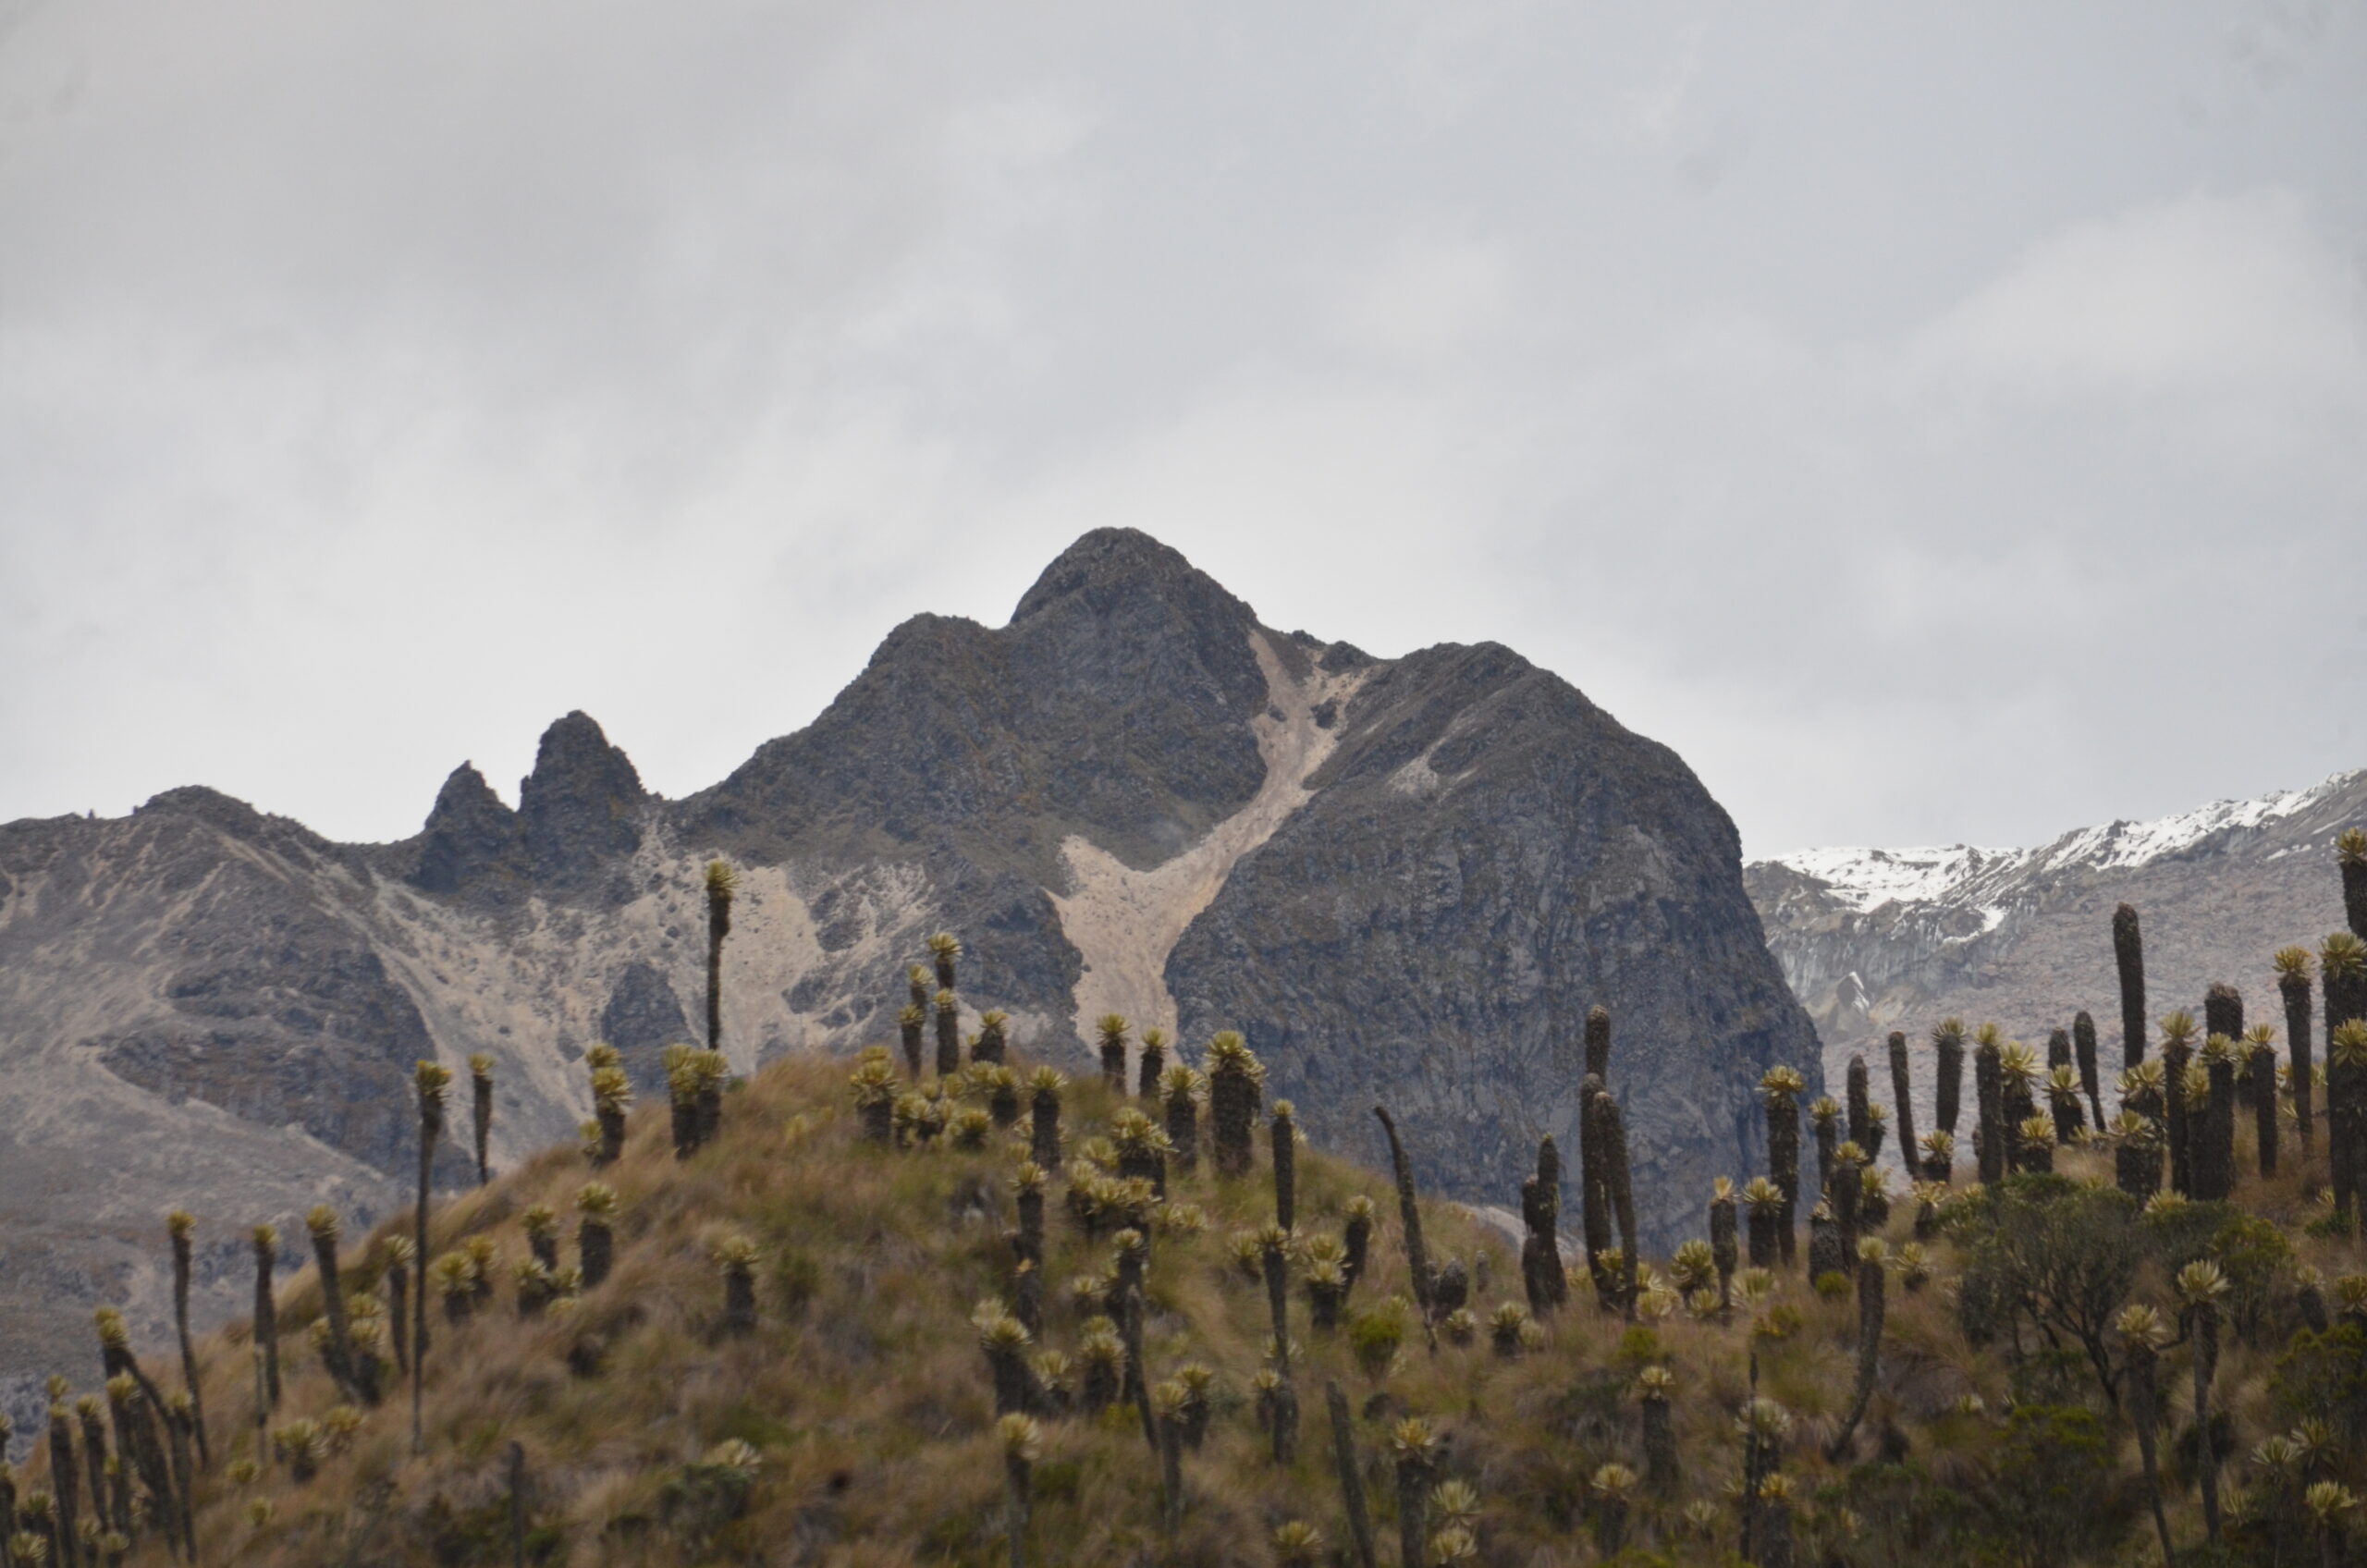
[410, 763, 527, 898]
[520, 712, 647, 897]
[682, 531, 1269, 878]
[97, 941, 432, 1170]
[599, 961, 693, 1096]
[0, 526, 1817, 1386]
[1169, 642, 1814, 1245]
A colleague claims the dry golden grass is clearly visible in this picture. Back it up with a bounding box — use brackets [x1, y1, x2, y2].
[16, 1051, 2366, 1568]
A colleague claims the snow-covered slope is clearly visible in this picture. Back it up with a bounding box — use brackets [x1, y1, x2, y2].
[1747, 769, 2366, 1150]
[1770, 773, 2355, 918]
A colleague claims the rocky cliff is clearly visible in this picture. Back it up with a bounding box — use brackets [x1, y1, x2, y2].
[1746, 769, 2365, 1168]
[0, 529, 1816, 1413]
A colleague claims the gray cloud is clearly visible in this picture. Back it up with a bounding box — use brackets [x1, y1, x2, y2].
[2, 1, 2361, 855]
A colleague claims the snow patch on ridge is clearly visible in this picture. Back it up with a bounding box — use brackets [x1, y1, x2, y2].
[1773, 844, 2015, 913]
[1768, 768, 2364, 914]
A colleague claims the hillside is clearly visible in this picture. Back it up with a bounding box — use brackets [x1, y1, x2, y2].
[1748, 769, 2365, 1145]
[3, 922, 2364, 1568]
[0, 528, 1815, 1397]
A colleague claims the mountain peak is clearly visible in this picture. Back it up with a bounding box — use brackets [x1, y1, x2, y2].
[1011, 528, 1256, 629]
[410, 762, 525, 896]
[519, 712, 647, 894]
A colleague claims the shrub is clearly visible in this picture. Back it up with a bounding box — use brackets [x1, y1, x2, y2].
[1982, 1404, 2124, 1565]
[1348, 1300, 1407, 1382]
[2268, 1322, 2367, 1444]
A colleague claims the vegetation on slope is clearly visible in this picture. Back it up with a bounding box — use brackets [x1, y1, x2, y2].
[3, 841, 2366, 1567]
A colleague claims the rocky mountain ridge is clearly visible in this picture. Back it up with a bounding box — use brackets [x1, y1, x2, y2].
[0, 528, 1817, 1406]
[1746, 767, 2365, 1154]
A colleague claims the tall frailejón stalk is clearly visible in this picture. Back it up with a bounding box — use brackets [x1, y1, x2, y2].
[849, 1050, 899, 1144]
[2114, 1062, 2165, 1201]
[1708, 1177, 1738, 1315]
[1208, 1034, 1263, 1179]
[251, 1224, 281, 1415]
[1828, 1144, 1863, 1260]
[588, 1053, 631, 1168]
[2277, 947, 2316, 1153]
[1996, 1040, 2038, 1173]
[1341, 1196, 1375, 1298]
[2197, 1033, 2238, 1201]
[1741, 1178, 1783, 1268]
[1972, 1028, 2005, 1186]
[1324, 1382, 1378, 1568]
[49, 1391, 82, 1568]
[2016, 1114, 2056, 1175]
[2332, 1019, 2367, 1235]
[2118, 1305, 2176, 1565]
[1270, 1101, 1298, 1231]
[1388, 1418, 1438, 1568]
[411, 1059, 451, 1455]
[1519, 1137, 1567, 1316]
[705, 862, 733, 1056]
[383, 1233, 415, 1375]
[1885, 1031, 1918, 1190]
[1259, 1228, 1298, 1464]
[716, 1236, 759, 1337]
[1825, 1239, 1886, 1461]
[2045, 1026, 2075, 1112]
[929, 930, 960, 993]
[1029, 1068, 1065, 1172]
[2047, 1064, 2085, 1145]
[2204, 981, 2244, 1058]
[2072, 1010, 2106, 1131]
[1932, 1020, 1966, 1177]
[935, 989, 963, 1079]
[1160, 1066, 1200, 1176]
[304, 1207, 362, 1404]
[997, 1413, 1038, 1568]
[1845, 1057, 1872, 1151]
[575, 1182, 619, 1291]
[1760, 1067, 1803, 1268]
[1372, 1106, 1437, 1347]
[2161, 1011, 2198, 1196]
[1096, 1014, 1129, 1094]
[2178, 1260, 2230, 1543]
[1579, 1073, 1613, 1303]
[2115, 903, 2148, 1070]
[2325, 934, 2367, 1228]
[2245, 1023, 2279, 1177]
[1580, 1007, 1615, 1296]
[164, 1213, 206, 1467]
[1136, 1029, 1166, 1100]
[1597, 1087, 1640, 1320]
[469, 1053, 496, 1186]
[2341, 827, 2367, 940]
[899, 1004, 926, 1080]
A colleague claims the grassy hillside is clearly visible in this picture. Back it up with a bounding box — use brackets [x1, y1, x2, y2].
[5, 997, 2367, 1566]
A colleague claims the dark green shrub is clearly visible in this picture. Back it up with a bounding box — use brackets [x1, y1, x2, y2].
[1981, 1404, 2124, 1567]
[1836, 1464, 1982, 1564]
[1613, 1327, 1663, 1366]
[658, 1443, 762, 1556]
[1954, 1182, 2140, 1407]
[2267, 1322, 2367, 1442]
[1347, 1302, 1406, 1382]
[2207, 1213, 2291, 1339]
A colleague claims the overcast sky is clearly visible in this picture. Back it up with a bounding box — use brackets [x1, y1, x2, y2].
[3, 2, 2361, 859]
